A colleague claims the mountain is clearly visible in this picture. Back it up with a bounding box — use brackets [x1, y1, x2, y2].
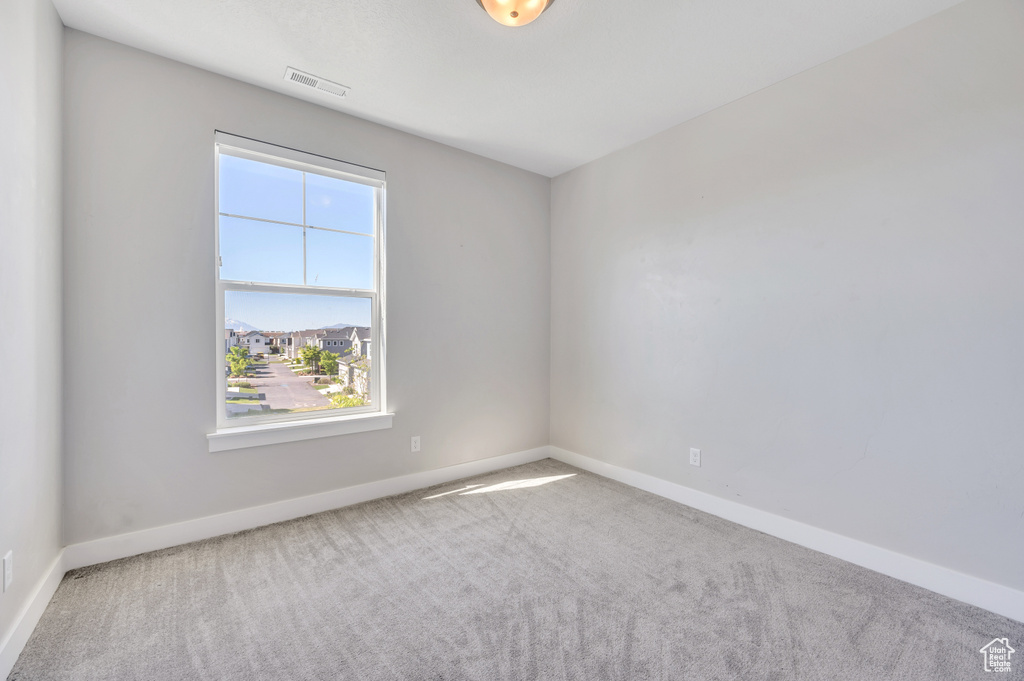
[225, 318, 259, 332]
[224, 319, 366, 332]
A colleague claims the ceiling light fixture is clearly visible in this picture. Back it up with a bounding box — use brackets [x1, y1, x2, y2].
[476, 0, 554, 27]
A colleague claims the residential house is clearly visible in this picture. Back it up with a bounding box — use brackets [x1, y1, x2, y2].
[286, 329, 321, 360]
[224, 329, 238, 354]
[349, 327, 371, 359]
[286, 327, 360, 361]
[316, 328, 356, 359]
[262, 331, 289, 354]
[238, 331, 268, 355]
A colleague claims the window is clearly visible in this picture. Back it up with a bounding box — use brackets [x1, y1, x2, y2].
[212, 132, 387, 444]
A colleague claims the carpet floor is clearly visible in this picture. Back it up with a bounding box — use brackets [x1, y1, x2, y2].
[9, 458, 1023, 680]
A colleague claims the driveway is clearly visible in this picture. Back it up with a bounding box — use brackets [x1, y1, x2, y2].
[248, 359, 331, 410]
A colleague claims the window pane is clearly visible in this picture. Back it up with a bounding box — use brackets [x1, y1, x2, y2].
[306, 228, 374, 289]
[219, 154, 303, 224]
[305, 173, 375, 235]
[219, 216, 303, 284]
[224, 292, 373, 420]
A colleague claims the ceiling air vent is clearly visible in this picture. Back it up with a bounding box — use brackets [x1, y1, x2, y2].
[283, 67, 350, 99]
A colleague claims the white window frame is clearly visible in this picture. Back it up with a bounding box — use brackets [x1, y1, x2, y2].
[208, 132, 390, 452]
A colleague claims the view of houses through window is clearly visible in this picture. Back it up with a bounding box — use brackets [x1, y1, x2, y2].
[216, 133, 384, 425]
[224, 293, 374, 419]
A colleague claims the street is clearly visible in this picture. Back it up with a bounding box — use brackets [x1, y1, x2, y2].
[246, 358, 331, 410]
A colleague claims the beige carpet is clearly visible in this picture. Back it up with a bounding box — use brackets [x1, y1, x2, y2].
[9, 458, 1023, 680]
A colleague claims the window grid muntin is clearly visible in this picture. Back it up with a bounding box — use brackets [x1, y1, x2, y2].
[219, 212, 376, 240]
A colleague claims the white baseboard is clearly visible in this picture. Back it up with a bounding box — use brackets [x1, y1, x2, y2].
[0, 550, 66, 680]
[63, 446, 550, 572]
[4, 447, 549, 676]
[8, 442, 1018, 680]
[549, 446, 1024, 624]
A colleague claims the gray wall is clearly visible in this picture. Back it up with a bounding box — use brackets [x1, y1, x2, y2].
[0, 0, 64, 644]
[551, 0, 1024, 591]
[62, 31, 551, 544]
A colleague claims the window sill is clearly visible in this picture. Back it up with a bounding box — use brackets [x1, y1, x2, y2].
[208, 412, 393, 452]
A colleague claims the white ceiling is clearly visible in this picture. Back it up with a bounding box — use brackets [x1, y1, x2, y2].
[53, 0, 964, 177]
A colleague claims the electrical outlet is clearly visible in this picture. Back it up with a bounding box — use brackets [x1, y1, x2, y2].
[411, 436, 421, 453]
[689, 448, 701, 467]
[3, 551, 11, 592]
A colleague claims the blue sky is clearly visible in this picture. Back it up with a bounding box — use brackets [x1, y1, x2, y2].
[226, 291, 370, 331]
[220, 155, 374, 331]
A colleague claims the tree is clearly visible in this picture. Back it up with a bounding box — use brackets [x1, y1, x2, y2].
[226, 346, 251, 377]
[299, 345, 322, 374]
[320, 350, 340, 377]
